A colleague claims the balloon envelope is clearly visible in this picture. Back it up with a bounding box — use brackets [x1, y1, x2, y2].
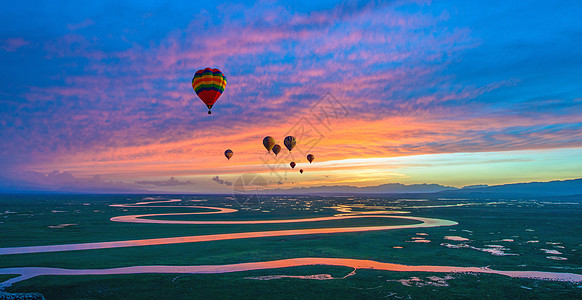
[192, 68, 227, 114]
[272, 144, 281, 156]
[307, 154, 314, 164]
[224, 149, 233, 160]
[263, 136, 276, 152]
[284, 136, 296, 151]
[290, 162, 296, 169]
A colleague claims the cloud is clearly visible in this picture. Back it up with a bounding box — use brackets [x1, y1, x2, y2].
[1, 1, 581, 192]
[67, 19, 95, 31]
[1, 38, 29, 52]
[135, 177, 193, 186]
[1, 1, 483, 162]
[211, 176, 232, 186]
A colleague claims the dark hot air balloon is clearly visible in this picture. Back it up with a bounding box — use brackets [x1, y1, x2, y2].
[272, 144, 281, 156]
[299, 169, 304, 174]
[224, 149, 233, 160]
[192, 68, 227, 114]
[290, 162, 296, 169]
[307, 154, 314, 164]
[284, 136, 296, 151]
[263, 136, 275, 153]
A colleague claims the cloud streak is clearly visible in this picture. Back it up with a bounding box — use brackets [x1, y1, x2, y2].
[135, 177, 193, 187]
[1, 1, 581, 192]
[0, 38, 29, 52]
[212, 176, 233, 186]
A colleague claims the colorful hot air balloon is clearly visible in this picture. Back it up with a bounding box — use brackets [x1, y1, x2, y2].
[284, 136, 296, 151]
[192, 68, 227, 114]
[224, 149, 233, 160]
[307, 154, 314, 164]
[272, 144, 281, 156]
[299, 169, 304, 174]
[263, 136, 276, 153]
[290, 162, 296, 169]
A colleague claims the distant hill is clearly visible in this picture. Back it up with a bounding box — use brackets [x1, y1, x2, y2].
[268, 183, 457, 195]
[461, 184, 489, 190]
[0, 172, 148, 194]
[267, 178, 582, 197]
[1, 170, 580, 197]
[440, 178, 582, 197]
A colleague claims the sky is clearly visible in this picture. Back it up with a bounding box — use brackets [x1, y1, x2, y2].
[0, 0, 581, 193]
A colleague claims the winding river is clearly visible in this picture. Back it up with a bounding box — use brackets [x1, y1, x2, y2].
[1, 199, 581, 288]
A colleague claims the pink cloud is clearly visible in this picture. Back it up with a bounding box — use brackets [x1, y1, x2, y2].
[1, 38, 29, 52]
[44, 34, 106, 60]
[8, 1, 581, 181]
[67, 19, 95, 31]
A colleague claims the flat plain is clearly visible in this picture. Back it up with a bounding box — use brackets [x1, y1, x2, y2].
[0, 194, 581, 299]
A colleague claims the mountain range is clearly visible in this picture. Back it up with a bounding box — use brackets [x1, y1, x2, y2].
[1, 170, 581, 197]
[268, 178, 582, 197]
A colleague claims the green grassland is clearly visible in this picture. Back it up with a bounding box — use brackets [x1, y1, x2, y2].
[1, 194, 581, 299]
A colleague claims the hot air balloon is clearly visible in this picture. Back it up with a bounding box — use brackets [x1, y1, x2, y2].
[284, 136, 296, 151]
[263, 136, 275, 153]
[192, 68, 227, 114]
[272, 144, 281, 156]
[224, 149, 233, 160]
[290, 162, 296, 169]
[307, 154, 314, 164]
[299, 169, 304, 174]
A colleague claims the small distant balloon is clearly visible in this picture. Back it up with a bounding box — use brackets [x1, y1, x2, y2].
[224, 149, 233, 160]
[192, 68, 227, 114]
[272, 144, 281, 156]
[290, 162, 296, 169]
[299, 169, 304, 174]
[263, 136, 276, 152]
[307, 154, 314, 164]
[284, 136, 296, 151]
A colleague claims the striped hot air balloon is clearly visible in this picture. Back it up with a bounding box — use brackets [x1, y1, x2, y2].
[272, 144, 281, 156]
[192, 68, 227, 114]
[284, 136, 296, 151]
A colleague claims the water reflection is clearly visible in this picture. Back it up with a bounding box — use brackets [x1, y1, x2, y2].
[2, 257, 581, 288]
[0, 215, 455, 255]
[0, 203, 456, 255]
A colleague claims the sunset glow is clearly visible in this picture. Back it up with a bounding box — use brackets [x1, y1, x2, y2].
[1, 0, 581, 193]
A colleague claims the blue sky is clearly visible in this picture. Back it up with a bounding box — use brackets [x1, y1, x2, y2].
[0, 0, 581, 192]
